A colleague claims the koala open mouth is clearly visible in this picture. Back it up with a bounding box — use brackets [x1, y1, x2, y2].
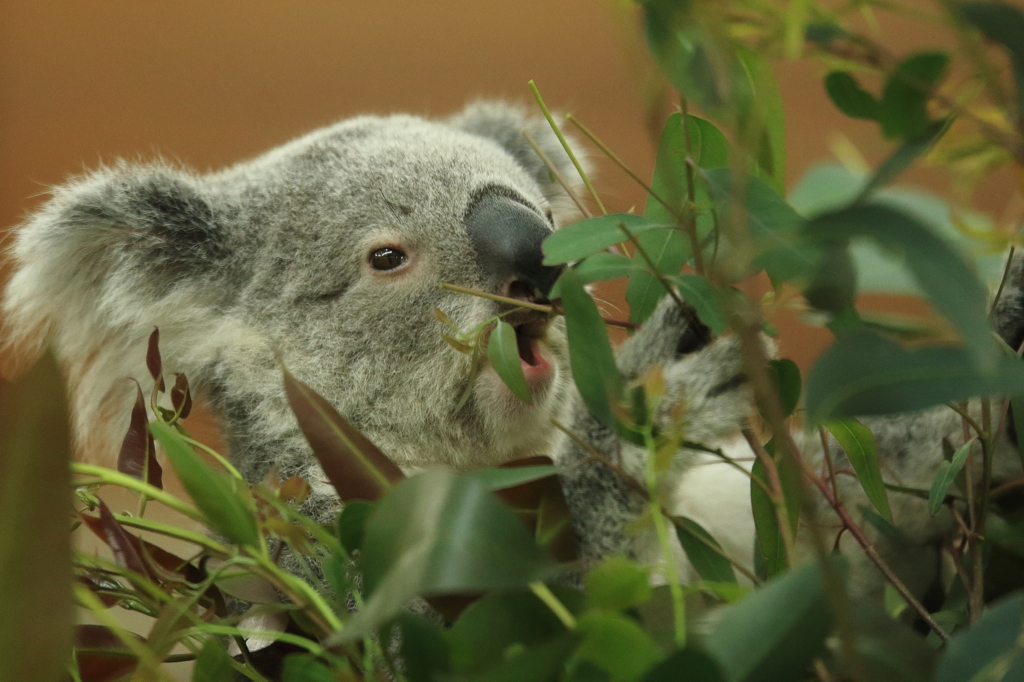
[503, 309, 551, 371]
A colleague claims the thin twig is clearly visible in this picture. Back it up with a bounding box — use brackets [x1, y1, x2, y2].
[521, 129, 592, 219]
[529, 80, 607, 214]
[438, 282, 639, 330]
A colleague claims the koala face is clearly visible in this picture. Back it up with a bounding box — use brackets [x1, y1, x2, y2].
[2, 103, 584, 482]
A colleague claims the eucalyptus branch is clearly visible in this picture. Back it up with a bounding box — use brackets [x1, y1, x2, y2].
[72, 463, 204, 524]
[521, 129, 593, 219]
[438, 282, 639, 330]
[529, 80, 607, 214]
[617, 222, 690, 313]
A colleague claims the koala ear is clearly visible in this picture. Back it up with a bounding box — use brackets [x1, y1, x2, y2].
[3, 162, 235, 456]
[449, 100, 590, 217]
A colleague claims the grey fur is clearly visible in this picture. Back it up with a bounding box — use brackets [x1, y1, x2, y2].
[4, 101, 1023, 624]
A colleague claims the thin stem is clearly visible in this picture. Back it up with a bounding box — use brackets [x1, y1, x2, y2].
[521, 129, 592, 219]
[438, 282, 639, 330]
[72, 463, 204, 524]
[617, 222, 690, 314]
[109, 513, 232, 556]
[990, 245, 1017, 318]
[563, 114, 679, 221]
[679, 99, 706, 274]
[178, 433, 243, 480]
[528, 80, 607, 214]
[529, 582, 577, 630]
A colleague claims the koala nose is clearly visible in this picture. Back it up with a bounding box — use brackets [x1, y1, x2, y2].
[464, 193, 563, 299]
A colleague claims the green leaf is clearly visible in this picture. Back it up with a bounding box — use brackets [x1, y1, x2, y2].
[804, 204, 997, 372]
[928, 438, 975, 516]
[550, 253, 637, 298]
[805, 22, 847, 49]
[192, 640, 234, 682]
[0, 355, 73, 682]
[337, 500, 373, 554]
[691, 116, 729, 169]
[737, 46, 787, 194]
[850, 601, 937, 682]
[937, 593, 1024, 682]
[440, 633, 581, 682]
[542, 214, 670, 266]
[576, 612, 664, 682]
[803, 242, 857, 315]
[586, 556, 653, 611]
[642, 648, 725, 682]
[282, 366, 405, 503]
[960, 2, 1024, 116]
[750, 453, 801, 578]
[769, 359, 801, 417]
[393, 613, 451, 682]
[448, 587, 582, 672]
[825, 418, 893, 522]
[703, 169, 813, 283]
[879, 52, 949, 139]
[671, 274, 728, 335]
[488, 320, 532, 404]
[150, 421, 260, 548]
[703, 560, 835, 682]
[673, 516, 738, 584]
[825, 71, 879, 120]
[342, 471, 558, 638]
[470, 465, 563, 491]
[560, 268, 622, 428]
[804, 330, 1024, 424]
[281, 654, 335, 682]
[1012, 396, 1024, 471]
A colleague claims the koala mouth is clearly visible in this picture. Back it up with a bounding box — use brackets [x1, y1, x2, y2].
[503, 310, 551, 370]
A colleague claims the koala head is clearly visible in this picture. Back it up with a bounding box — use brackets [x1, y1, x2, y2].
[3, 102, 587, 483]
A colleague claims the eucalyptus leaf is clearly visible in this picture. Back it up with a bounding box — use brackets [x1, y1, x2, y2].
[488, 321, 532, 404]
[560, 268, 622, 428]
[936, 593, 1024, 682]
[673, 516, 737, 584]
[803, 204, 996, 372]
[804, 330, 1024, 424]
[928, 438, 975, 516]
[576, 612, 664, 682]
[586, 556, 653, 612]
[151, 421, 260, 548]
[769, 359, 801, 418]
[825, 71, 879, 120]
[470, 465, 563, 491]
[737, 46, 787, 194]
[856, 119, 948, 201]
[879, 52, 949, 139]
[550, 253, 636, 299]
[281, 655, 335, 682]
[342, 471, 558, 639]
[750, 453, 801, 578]
[192, 640, 234, 682]
[672, 274, 728, 335]
[826, 418, 893, 522]
[0, 355, 73, 682]
[703, 560, 835, 682]
[542, 214, 670, 266]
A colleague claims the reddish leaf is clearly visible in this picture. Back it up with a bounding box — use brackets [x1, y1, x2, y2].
[494, 456, 577, 563]
[76, 575, 123, 608]
[116, 380, 163, 489]
[170, 373, 192, 419]
[94, 500, 155, 581]
[146, 327, 164, 391]
[80, 510, 203, 585]
[282, 367, 405, 502]
[279, 476, 311, 505]
[74, 624, 140, 682]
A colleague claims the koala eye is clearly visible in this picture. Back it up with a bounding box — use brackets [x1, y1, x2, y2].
[369, 247, 408, 271]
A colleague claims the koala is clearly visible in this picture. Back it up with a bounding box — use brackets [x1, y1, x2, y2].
[3, 100, 1022, 633]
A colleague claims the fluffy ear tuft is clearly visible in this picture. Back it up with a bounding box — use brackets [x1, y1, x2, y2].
[2, 162, 235, 459]
[449, 100, 591, 220]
